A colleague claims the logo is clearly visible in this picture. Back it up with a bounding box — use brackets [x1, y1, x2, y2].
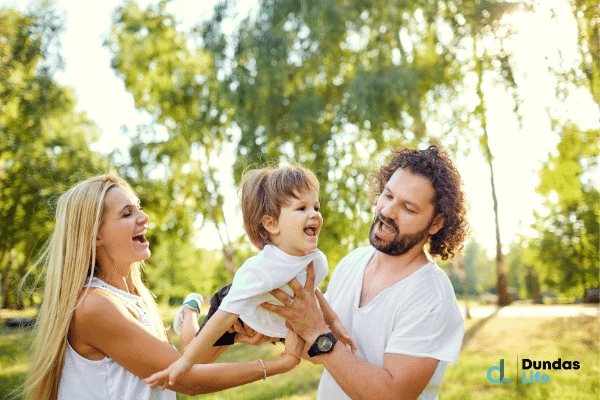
[487, 357, 581, 384]
[487, 359, 512, 383]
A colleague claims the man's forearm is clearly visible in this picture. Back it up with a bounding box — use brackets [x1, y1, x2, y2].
[315, 344, 438, 400]
[314, 344, 399, 400]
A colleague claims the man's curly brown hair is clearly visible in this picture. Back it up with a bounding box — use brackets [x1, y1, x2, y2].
[369, 145, 470, 260]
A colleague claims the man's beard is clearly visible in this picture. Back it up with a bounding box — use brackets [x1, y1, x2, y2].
[369, 213, 433, 256]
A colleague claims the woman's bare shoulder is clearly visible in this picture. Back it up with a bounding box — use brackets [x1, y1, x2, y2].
[73, 287, 134, 324]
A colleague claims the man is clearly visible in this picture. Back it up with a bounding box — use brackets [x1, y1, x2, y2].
[262, 145, 469, 400]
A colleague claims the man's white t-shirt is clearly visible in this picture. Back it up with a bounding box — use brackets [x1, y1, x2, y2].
[318, 246, 464, 400]
[220, 244, 329, 337]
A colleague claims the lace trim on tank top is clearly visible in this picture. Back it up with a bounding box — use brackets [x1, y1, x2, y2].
[86, 277, 152, 328]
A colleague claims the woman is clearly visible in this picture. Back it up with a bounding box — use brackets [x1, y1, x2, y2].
[23, 174, 303, 399]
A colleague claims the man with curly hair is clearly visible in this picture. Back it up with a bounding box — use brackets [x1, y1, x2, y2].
[263, 145, 469, 400]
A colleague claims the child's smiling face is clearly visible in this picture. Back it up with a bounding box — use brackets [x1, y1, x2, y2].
[263, 188, 322, 256]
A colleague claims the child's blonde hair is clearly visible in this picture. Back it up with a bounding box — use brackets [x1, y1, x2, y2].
[240, 164, 319, 250]
[22, 174, 166, 400]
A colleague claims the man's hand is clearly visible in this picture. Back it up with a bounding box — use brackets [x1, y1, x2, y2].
[260, 263, 329, 343]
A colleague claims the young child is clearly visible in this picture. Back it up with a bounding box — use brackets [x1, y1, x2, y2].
[146, 164, 356, 388]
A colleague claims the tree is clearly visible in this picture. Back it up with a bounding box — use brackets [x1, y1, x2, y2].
[468, 0, 535, 306]
[524, 0, 599, 299]
[202, 0, 531, 272]
[569, 0, 599, 106]
[105, 0, 239, 281]
[505, 239, 542, 302]
[0, 5, 106, 308]
[532, 124, 599, 297]
[106, 0, 533, 289]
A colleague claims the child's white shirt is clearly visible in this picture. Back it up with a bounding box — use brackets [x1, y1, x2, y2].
[219, 244, 329, 337]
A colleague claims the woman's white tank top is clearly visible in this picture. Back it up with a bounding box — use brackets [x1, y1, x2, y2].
[57, 278, 176, 400]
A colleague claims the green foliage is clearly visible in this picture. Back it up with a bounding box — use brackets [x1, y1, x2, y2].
[570, 0, 599, 105]
[143, 239, 206, 301]
[106, 0, 242, 282]
[463, 239, 495, 295]
[105, 0, 530, 280]
[0, 5, 107, 308]
[103, 0, 596, 301]
[503, 239, 544, 302]
[531, 123, 599, 297]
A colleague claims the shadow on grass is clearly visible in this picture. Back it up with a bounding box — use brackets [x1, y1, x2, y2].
[461, 307, 502, 349]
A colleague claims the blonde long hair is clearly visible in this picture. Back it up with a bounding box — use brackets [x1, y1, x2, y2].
[23, 175, 167, 400]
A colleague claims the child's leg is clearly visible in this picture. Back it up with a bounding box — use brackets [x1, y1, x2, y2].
[180, 307, 200, 353]
[173, 293, 203, 335]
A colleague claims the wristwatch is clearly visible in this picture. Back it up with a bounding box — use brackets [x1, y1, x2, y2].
[308, 332, 338, 357]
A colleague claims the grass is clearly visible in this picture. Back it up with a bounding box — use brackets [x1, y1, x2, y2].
[1, 308, 598, 400]
[0, 327, 31, 400]
[442, 314, 599, 400]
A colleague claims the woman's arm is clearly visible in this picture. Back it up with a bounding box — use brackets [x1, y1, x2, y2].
[172, 344, 300, 395]
[71, 290, 298, 396]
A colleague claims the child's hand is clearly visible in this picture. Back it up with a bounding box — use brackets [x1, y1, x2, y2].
[330, 318, 357, 354]
[144, 355, 193, 391]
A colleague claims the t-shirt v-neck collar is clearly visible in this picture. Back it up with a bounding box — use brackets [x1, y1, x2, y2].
[356, 247, 433, 310]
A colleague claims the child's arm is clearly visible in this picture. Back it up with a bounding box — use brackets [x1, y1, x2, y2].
[315, 288, 357, 354]
[145, 309, 239, 389]
[180, 308, 229, 363]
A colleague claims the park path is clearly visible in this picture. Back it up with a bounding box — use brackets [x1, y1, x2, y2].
[460, 304, 599, 319]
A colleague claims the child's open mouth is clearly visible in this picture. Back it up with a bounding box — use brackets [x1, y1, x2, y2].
[304, 226, 318, 237]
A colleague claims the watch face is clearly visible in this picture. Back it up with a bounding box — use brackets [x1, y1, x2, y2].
[316, 335, 333, 351]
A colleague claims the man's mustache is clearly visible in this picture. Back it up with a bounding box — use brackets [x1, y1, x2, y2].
[374, 213, 398, 233]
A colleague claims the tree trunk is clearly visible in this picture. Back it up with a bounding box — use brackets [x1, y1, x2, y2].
[456, 253, 471, 319]
[473, 34, 512, 307]
[1, 250, 13, 309]
[488, 157, 512, 306]
[200, 162, 237, 279]
[526, 267, 543, 304]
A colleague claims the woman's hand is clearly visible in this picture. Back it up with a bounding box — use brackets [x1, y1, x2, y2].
[277, 328, 304, 370]
[230, 319, 280, 346]
[283, 328, 305, 363]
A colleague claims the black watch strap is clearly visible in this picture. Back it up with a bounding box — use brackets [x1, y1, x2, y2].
[308, 332, 338, 357]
